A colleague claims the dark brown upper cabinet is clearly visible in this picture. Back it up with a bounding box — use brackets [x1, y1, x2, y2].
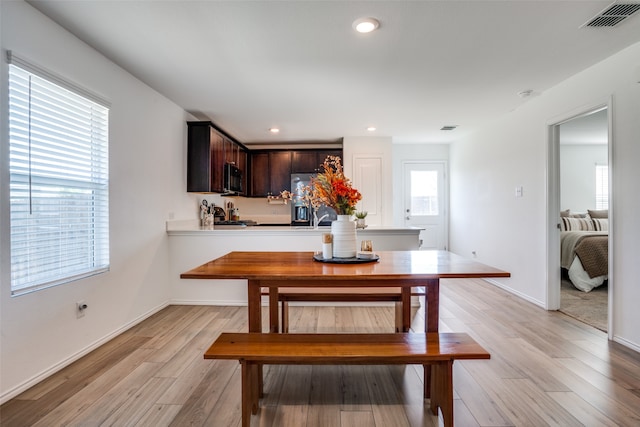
[291, 149, 343, 173]
[249, 151, 292, 197]
[187, 121, 247, 194]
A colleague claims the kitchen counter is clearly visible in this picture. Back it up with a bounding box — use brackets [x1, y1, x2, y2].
[167, 219, 423, 305]
[166, 219, 422, 237]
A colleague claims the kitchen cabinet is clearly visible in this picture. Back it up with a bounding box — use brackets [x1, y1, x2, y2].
[223, 137, 234, 165]
[249, 151, 291, 196]
[291, 149, 343, 173]
[188, 121, 339, 196]
[187, 122, 224, 192]
[187, 121, 247, 194]
[237, 148, 248, 193]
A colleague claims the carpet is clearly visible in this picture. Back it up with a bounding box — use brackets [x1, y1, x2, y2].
[560, 273, 608, 332]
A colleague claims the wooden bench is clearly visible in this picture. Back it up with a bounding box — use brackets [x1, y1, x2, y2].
[262, 287, 426, 333]
[204, 332, 490, 427]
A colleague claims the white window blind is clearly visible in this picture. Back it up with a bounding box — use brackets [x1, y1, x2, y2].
[8, 53, 110, 295]
[595, 164, 608, 210]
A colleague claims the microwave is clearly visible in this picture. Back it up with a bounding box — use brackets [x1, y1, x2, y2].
[224, 163, 243, 194]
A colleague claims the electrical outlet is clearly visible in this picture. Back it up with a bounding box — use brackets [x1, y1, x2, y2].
[76, 301, 88, 318]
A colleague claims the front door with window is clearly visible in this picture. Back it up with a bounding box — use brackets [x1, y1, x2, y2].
[403, 162, 448, 250]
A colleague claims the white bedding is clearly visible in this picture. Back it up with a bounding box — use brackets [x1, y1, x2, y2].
[567, 256, 607, 292]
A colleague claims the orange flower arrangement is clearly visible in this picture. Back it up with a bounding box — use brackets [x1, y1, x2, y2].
[312, 156, 362, 215]
[281, 156, 362, 215]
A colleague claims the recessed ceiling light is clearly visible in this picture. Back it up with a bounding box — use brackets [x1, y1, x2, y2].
[366, 126, 377, 132]
[269, 128, 280, 133]
[353, 17, 380, 33]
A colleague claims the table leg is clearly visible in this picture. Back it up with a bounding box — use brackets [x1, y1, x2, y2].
[424, 279, 440, 399]
[401, 287, 411, 332]
[247, 280, 264, 396]
[269, 287, 280, 333]
[247, 280, 262, 333]
[426, 278, 440, 333]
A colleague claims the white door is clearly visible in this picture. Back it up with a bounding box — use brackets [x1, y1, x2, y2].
[353, 155, 383, 226]
[403, 162, 448, 250]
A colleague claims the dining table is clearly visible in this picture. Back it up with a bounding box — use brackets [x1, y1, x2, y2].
[180, 250, 511, 334]
[181, 250, 510, 398]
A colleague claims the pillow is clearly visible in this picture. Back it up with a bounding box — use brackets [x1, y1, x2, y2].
[561, 217, 595, 231]
[588, 209, 608, 218]
[592, 218, 609, 231]
[569, 212, 588, 218]
[560, 209, 570, 217]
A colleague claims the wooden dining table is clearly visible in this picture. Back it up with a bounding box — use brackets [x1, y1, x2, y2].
[180, 250, 511, 335]
[182, 250, 510, 400]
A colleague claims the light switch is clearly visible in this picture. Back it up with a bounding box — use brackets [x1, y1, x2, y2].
[515, 186, 523, 198]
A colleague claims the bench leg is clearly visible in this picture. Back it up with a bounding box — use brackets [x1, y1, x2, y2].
[430, 361, 454, 427]
[241, 361, 260, 427]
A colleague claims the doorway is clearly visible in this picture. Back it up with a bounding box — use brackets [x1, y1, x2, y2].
[547, 104, 612, 335]
[402, 161, 448, 250]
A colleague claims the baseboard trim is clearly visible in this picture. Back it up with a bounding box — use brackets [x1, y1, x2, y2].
[612, 334, 640, 353]
[0, 301, 169, 405]
[484, 278, 546, 308]
[170, 299, 247, 306]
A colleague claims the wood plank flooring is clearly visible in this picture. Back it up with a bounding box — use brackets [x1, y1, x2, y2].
[2, 278, 640, 426]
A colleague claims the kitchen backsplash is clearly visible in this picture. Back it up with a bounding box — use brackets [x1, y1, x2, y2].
[197, 194, 291, 224]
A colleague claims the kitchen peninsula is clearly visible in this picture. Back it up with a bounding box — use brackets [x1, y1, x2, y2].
[167, 220, 422, 306]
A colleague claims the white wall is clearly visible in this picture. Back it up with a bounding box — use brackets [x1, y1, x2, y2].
[0, 1, 199, 401]
[449, 42, 640, 351]
[560, 144, 608, 213]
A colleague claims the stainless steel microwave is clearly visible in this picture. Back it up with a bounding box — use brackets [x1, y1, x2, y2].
[224, 163, 242, 194]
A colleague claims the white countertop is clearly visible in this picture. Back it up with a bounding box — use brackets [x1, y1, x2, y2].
[166, 219, 422, 236]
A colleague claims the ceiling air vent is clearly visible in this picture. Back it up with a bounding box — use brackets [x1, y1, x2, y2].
[582, 2, 640, 27]
[440, 125, 458, 131]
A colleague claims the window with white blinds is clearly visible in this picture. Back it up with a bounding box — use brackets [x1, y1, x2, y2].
[8, 54, 110, 296]
[595, 164, 609, 210]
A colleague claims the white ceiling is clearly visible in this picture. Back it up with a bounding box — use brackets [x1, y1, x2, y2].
[27, 1, 640, 145]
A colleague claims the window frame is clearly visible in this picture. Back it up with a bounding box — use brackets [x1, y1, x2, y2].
[595, 163, 608, 210]
[7, 51, 110, 296]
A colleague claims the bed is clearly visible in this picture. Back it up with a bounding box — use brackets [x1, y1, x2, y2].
[560, 211, 608, 292]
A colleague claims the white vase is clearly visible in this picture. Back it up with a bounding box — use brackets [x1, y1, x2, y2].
[331, 215, 357, 258]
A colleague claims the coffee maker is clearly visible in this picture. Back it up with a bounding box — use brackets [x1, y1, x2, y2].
[294, 205, 309, 223]
[290, 174, 311, 225]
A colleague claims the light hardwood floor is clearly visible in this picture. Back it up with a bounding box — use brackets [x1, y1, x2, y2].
[2, 278, 640, 426]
